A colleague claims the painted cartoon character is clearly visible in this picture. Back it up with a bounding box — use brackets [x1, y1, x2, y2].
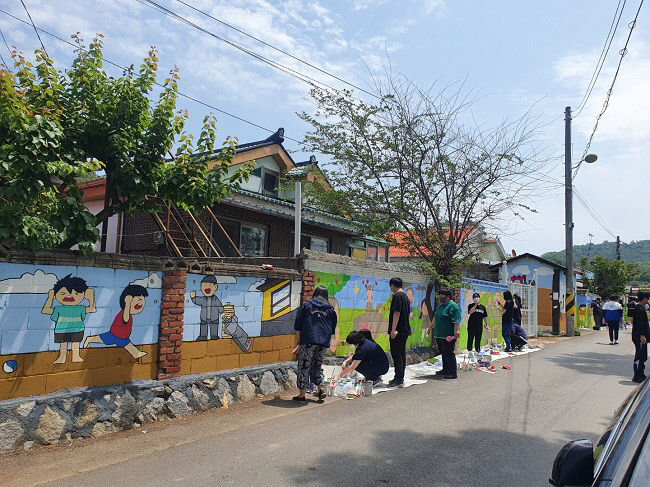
[41, 274, 95, 364]
[189, 275, 251, 351]
[190, 275, 224, 341]
[83, 284, 148, 359]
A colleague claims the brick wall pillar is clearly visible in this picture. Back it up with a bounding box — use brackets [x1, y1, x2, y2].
[158, 270, 186, 379]
[302, 271, 315, 303]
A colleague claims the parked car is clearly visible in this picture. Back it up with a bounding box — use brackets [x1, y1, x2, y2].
[549, 378, 649, 486]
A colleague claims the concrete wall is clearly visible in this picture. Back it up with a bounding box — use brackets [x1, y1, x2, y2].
[302, 250, 435, 356]
[0, 260, 161, 400]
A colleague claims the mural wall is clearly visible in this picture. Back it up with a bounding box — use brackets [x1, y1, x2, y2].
[0, 263, 161, 400]
[459, 279, 509, 349]
[180, 274, 302, 374]
[312, 271, 434, 356]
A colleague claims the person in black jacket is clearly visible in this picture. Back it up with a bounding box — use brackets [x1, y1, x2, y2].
[292, 286, 338, 402]
[632, 291, 650, 383]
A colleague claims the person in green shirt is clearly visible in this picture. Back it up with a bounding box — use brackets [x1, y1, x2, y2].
[427, 289, 462, 379]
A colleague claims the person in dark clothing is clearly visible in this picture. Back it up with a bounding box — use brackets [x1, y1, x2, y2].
[467, 293, 489, 352]
[603, 296, 624, 344]
[632, 291, 650, 383]
[292, 286, 337, 403]
[497, 291, 514, 352]
[513, 294, 523, 326]
[591, 298, 604, 329]
[340, 331, 389, 386]
[387, 277, 411, 387]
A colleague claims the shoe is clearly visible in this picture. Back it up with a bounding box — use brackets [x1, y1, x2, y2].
[609, 342, 614, 345]
[442, 374, 457, 379]
[196, 335, 208, 341]
[614, 341, 619, 345]
[372, 378, 383, 387]
[292, 395, 307, 403]
[387, 380, 404, 388]
[632, 377, 644, 383]
[317, 389, 327, 401]
[435, 370, 446, 376]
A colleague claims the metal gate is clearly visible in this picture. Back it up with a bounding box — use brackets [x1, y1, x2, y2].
[509, 281, 538, 337]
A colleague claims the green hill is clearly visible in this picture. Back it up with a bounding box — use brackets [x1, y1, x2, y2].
[542, 239, 650, 284]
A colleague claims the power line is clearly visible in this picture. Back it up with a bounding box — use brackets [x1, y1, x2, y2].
[19, 0, 48, 57]
[573, 0, 627, 118]
[576, 0, 644, 173]
[172, 0, 380, 100]
[573, 186, 617, 239]
[0, 8, 303, 144]
[0, 27, 10, 70]
[135, 0, 352, 98]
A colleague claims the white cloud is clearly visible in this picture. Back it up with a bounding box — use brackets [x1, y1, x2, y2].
[0, 270, 58, 294]
[216, 276, 237, 284]
[130, 272, 162, 289]
[537, 266, 554, 277]
[510, 265, 530, 276]
[248, 279, 266, 291]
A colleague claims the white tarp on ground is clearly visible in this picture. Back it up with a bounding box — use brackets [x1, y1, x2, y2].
[322, 347, 542, 395]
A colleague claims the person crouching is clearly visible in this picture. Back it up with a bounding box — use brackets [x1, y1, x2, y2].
[340, 330, 390, 386]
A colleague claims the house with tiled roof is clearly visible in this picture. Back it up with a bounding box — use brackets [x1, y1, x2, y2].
[81, 128, 387, 260]
[387, 230, 506, 265]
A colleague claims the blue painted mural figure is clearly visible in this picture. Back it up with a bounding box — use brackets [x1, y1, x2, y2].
[83, 285, 149, 359]
[41, 274, 96, 364]
[190, 275, 251, 351]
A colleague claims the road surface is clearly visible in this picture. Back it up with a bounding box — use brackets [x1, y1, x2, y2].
[0, 328, 638, 486]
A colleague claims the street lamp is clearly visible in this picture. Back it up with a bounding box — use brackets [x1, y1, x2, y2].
[584, 153, 598, 164]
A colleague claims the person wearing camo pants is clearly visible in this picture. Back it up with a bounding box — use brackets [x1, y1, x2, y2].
[292, 286, 337, 403]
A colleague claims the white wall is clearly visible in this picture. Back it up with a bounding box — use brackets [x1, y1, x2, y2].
[73, 200, 120, 253]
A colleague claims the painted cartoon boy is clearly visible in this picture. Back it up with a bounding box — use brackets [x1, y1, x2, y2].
[42, 274, 95, 364]
[83, 284, 148, 359]
[190, 275, 224, 341]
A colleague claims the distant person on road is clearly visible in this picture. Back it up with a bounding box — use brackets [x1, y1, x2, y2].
[467, 293, 490, 352]
[387, 277, 412, 388]
[631, 291, 649, 383]
[619, 299, 627, 330]
[339, 331, 389, 386]
[428, 290, 462, 379]
[591, 297, 604, 330]
[497, 291, 515, 352]
[292, 286, 337, 403]
[603, 296, 624, 345]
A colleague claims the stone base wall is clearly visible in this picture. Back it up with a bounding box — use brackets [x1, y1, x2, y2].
[0, 362, 297, 454]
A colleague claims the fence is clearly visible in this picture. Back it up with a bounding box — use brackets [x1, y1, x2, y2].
[509, 280, 538, 337]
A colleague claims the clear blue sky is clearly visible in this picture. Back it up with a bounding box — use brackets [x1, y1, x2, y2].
[2, 0, 648, 256]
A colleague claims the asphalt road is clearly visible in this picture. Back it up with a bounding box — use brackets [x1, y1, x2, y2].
[0, 328, 639, 487]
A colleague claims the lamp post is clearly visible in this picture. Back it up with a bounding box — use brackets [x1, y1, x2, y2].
[565, 105, 598, 337]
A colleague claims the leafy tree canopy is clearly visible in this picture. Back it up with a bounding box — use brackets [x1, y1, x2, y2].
[0, 35, 250, 253]
[579, 256, 639, 298]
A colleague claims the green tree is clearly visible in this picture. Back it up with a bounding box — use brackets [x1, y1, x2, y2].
[580, 256, 639, 297]
[0, 35, 250, 253]
[299, 77, 545, 285]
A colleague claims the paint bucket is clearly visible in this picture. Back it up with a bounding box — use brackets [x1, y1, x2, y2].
[222, 304, 236, 318]
[361, 380, 373, 396]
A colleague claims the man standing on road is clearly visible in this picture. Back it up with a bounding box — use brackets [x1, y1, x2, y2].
[428, 290, 462, 379]
[603, 296, 623, 345]
[591, 297, 604, 330]
[387, 277, 411, 388]
[632, 291, 649, 383]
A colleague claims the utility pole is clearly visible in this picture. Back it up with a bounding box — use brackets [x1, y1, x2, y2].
[294, 181, 302, 256]
[616, 236, 621, 260]
[587, 233, 594, 259]
[565, 106, 575, 337]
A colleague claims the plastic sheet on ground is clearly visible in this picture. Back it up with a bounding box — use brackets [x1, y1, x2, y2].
[321, 346, 542, 396]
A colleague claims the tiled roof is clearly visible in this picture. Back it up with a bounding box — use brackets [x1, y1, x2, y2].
[225, 189, 360, 235]
[387, 229, 477, 258]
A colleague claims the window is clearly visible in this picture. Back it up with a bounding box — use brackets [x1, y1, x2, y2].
[240, 223, 267, 257]
[309, 236, 329, 253]
[263, 169, 279, 197]
[251, 167, 262, 178]
[271, 282, 291, 316]
[211, 219, 241, 257]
